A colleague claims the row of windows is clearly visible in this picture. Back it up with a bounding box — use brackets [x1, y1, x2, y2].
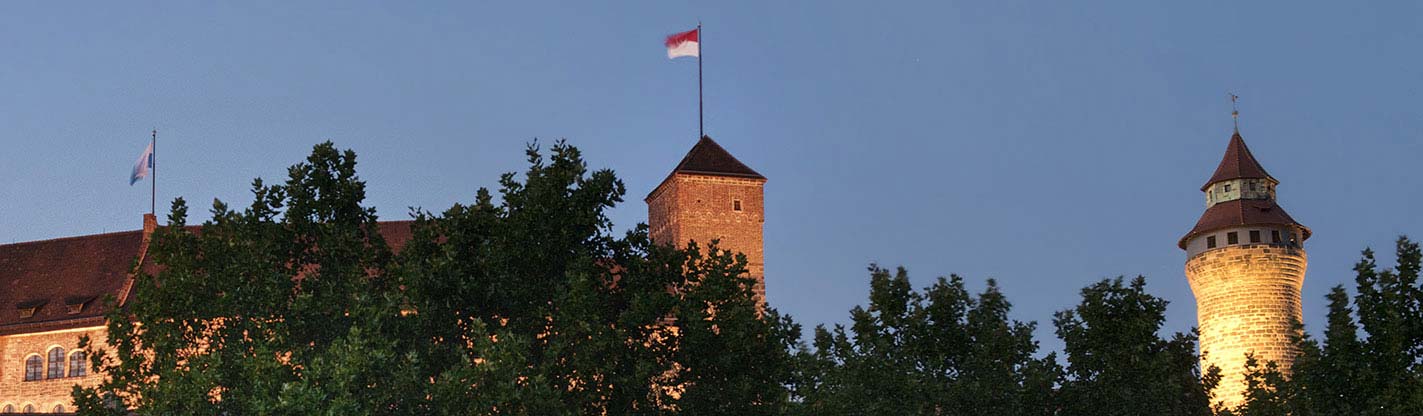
[1205, 229, 1298, 249]
[22, 347, 86, 381]
[1209, 182, 1274, 200]
[1, 404, 64, 413]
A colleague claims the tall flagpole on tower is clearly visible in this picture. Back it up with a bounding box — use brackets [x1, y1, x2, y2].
[150, 129, 156, 215]
[698, 21, 703, 139]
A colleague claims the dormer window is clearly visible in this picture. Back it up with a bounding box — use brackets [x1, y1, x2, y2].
[65, 296, 95, 315]
[16, 300, 45, 319]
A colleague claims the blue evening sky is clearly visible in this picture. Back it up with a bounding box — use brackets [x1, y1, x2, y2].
[2, 1, 1420, 354]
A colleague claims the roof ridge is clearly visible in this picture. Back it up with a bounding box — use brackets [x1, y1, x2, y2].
[0, 228, 144, 249]
[0, 219, 415, 250]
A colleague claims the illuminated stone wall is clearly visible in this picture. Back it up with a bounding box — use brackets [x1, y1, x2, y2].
[1185, 244, 1306, 408]
[0, 326, 108, 413]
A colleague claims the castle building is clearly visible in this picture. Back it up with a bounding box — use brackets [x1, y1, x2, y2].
[0, 136, 762, 413]
[646, 136, 767, 299]
[1180, 130, 1309, 407]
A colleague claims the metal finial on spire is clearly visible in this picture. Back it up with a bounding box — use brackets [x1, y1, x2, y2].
[1229, 92, 1240, 132]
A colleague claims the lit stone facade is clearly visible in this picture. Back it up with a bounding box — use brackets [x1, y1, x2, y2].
[0, 327, 107, 414]
[1186, 244, 1306, 406]
[1181, 131, 1309, 408]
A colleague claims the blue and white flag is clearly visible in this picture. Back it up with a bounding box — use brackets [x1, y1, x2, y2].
[130, 141, 153, 185]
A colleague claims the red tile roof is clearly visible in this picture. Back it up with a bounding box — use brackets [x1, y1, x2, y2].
[0, 231, 145, 335]
[1201, 132, 1275, 191]
[0, 220, 415, 335]
[1178, 199, 1310, 249]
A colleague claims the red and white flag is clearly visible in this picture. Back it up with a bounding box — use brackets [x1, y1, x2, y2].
[665, 28, 699, 59]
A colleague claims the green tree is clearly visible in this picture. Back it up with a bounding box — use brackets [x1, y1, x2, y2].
[75, 142, 443, 414]
[795, 265, 1058, 415]
[665, 241, 802, 414]
[1053, 276, 1220, 416]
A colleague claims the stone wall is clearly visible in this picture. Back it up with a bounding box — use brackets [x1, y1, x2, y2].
[0, 326, 108, 413]
[1186, 244, 1306, 408]
[647, 173, 766, 298]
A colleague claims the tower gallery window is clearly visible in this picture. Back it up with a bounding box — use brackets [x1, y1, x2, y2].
[1250, 230, 1261, 243]
[1207, 236, 1217, 249]
[1227, 232, 1239, 245]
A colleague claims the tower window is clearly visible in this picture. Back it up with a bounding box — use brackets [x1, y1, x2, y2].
[1272, 230, 1281, 243]
[1249, 230, 1261, 243]
[733, 199, 743, 212]
[1206, 236, 1217, 249]
[1224, 184, 1232, 192]
[1227, 232, 1239, 245]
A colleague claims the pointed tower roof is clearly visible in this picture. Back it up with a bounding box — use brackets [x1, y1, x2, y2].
[669, 136, 765, 179]
[1201, 132, 1274, 190]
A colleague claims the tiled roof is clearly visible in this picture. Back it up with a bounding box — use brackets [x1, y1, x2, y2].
[670, 136, 765, 180]
[0, 220, 415, 335]
[1201, 132, 1274, 191]
[0, 230, 147, 335]
[1178, 199, 1310, 249]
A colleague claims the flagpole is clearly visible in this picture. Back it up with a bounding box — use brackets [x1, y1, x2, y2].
[697, 22, 703, 139]
[151, 129, 156, 216]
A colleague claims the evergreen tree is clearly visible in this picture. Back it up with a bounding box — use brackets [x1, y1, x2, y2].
[1053, 276, 1220, 416]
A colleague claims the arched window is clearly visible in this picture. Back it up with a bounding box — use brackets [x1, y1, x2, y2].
[21, 405, 33, 413]
[53, 405, 65, 413]
[70, 351, 88, 377]
[2, 404, 14, 413]
[47, 347, 65, 379]
[24, 356, 42, 381]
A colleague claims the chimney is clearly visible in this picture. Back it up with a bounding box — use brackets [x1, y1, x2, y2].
[143, 213, 158, 236]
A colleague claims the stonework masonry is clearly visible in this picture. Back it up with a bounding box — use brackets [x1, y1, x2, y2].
[0, 326, 107, 413]
[647, 173, 766, 298]
[1187, 243, 1307, 407]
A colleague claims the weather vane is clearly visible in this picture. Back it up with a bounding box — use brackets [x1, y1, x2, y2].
[1229, 92, 1240, 132]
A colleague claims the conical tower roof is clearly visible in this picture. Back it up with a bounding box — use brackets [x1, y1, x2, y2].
[668, 136, 765, 179]
[1201, 131, 1274, 191]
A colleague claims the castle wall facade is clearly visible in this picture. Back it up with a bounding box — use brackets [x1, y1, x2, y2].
[0, 326, 107, 413]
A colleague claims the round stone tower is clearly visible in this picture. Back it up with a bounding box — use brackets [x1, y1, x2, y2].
[1180, 131, 1309, 408]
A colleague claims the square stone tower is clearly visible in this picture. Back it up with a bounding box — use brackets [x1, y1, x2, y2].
[646, 136, 767, 298]
[1180, 131, 1310, 409]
